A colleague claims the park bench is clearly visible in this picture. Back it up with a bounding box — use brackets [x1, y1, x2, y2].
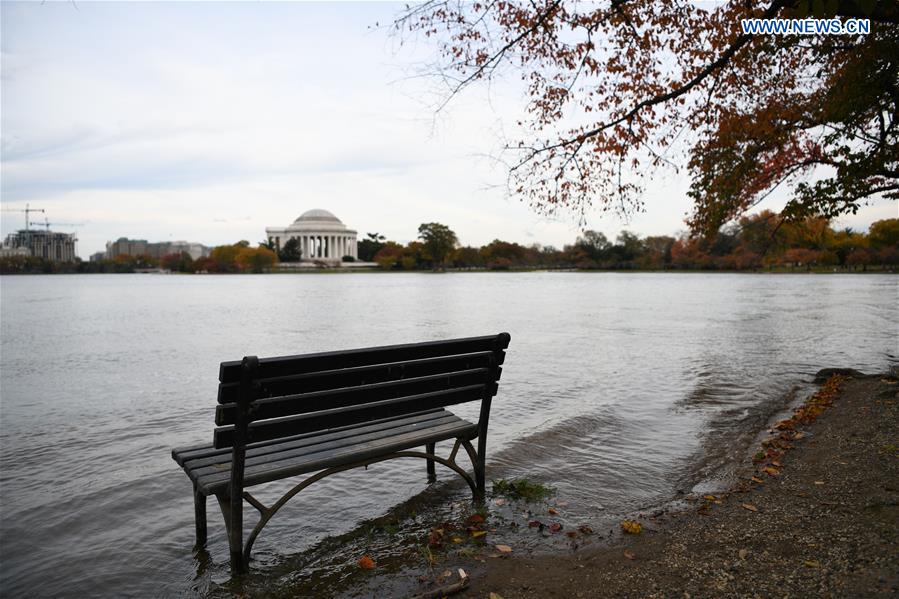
[171, 332, 511, 573]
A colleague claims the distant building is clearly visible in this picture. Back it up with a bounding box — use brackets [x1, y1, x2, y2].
[89, 251, 106, 263]
[105, 238, 210, 261]
[265, 209, 358, 263]
[2, 229, 77, 262]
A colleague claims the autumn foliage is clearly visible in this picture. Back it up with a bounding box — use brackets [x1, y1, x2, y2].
[397, 1, 898, 236]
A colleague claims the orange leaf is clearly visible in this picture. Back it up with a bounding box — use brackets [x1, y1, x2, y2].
[620, 520, 642, 534]
[358, 555, 376, 570]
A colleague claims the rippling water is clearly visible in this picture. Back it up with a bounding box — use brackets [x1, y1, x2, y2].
[1, 272, 896, 597]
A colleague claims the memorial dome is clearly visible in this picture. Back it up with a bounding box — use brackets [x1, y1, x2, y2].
[293, 209, 342, 225]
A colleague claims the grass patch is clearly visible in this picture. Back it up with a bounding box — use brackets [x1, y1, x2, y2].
[492, 478, 555, 502]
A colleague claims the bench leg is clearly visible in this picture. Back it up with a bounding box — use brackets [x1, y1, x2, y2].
[475, 436, 488, 499]
[193, 485, 207, 548]
[216, 493, 247, 574]
[425, 443, 436, 483]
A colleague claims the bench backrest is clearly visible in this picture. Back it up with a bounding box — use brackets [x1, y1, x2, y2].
[212, 333, 511, 449]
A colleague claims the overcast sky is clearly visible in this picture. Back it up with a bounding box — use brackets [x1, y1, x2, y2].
[2, 1, 895, 258]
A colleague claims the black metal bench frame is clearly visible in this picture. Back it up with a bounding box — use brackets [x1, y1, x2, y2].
[172, 333, 511, 574]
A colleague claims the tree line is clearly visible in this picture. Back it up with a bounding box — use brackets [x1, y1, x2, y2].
[1, 213, 896, 274]
[362, 214, 899, 272]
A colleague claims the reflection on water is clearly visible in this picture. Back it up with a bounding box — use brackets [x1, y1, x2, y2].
[0, 272, 896, 597]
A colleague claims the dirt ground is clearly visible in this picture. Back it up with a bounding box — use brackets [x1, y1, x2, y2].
[445, 373, 899, 598]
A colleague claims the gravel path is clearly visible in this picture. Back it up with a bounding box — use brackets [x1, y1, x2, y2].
[460, 374, 899, 598]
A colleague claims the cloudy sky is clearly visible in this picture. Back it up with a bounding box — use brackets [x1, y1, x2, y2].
[2, 1, 894, 258]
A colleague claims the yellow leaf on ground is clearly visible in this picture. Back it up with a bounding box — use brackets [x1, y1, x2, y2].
[489, 593, 505, 599]
[703, 495, 716, 501]
[763, 466, 780, 476]
[471, 530, 487, 539]
[804, 560, 821, 568]
[620, 520, 642, 534]
[751, 476, 764, 484]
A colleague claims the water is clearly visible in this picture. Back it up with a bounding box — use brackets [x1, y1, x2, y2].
[0, 272, 896, 597]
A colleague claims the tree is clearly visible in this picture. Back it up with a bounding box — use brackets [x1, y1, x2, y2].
[373, 241, 405, 269]
[278, 237, 302, 262]
[161, 251, 194, 272]
[575, 230, 612, 262]
[358, 232, 386, 262]
[418, 222, 459, 270]
[236, 246, 277, 273]
[397, 1, 898, 237]
[868, 218, 899, 248]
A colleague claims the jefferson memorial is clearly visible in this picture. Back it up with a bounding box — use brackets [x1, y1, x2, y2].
[266, 209, 358, 262]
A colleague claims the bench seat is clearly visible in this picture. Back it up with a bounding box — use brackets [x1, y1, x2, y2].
[173, 408, 477, 496]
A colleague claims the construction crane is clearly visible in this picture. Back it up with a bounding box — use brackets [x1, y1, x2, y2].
[1, 203, 45, 231]
[41, 218, 85, 232]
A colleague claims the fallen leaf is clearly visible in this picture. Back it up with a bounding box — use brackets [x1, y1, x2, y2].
[470, 530, 487, 539]
[495, 544, 513, 553]
[358, 555, 376, 570]
[528, 520, 543, 528]
[751, 476, 764, 484]
[547, 507, 559, 515]
[578, 524, 594, 535]
[620, 520, 642, 535]
[452, 536, 464, 544]
[762, 466, 780, 477]
[804, 560, 820, 568]
[703, 495, 717, 501]
[814, 481, 825, 485]
[458, 568, 468, 580]
[738, 549, 748, 560]
[792, 432, 806, 440]
[741, 503, 758, 512]
[467, 514, 485, 525]
[623, 549, 636, 560]
[489, 593, 505, 599]
[770, 460, 782, 467]
[549, 522, 563, 533]
[565, 531, 578, 538]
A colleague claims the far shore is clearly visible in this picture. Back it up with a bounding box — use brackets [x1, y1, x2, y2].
[1, 265, 897, 276]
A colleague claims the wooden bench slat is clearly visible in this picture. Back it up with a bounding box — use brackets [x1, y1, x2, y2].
[197, 419, 477, 495]
[172, 408, 449, 467]
[188, 411, 467, 483]
[218, 333, 510, 383]
[213, 383, 495, 449]
[182, 410, 460, 471]
[217, 351, 502, 404]
[215, 367, 500, 425]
